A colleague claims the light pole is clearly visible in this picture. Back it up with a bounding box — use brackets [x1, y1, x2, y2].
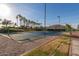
[57, 16, 60, 31]
[57, 16, 60, 25]
[44, 3, 46, 36]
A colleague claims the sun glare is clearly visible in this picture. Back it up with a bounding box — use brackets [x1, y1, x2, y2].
[0, 4, 11, 18]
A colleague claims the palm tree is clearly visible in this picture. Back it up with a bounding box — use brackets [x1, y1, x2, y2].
[0, 19, 1, 21]
[2, 19, 11, 35]
[22, 17, 27, 27]
[31, 21, 36, 28]
[16, 14, 41, 30]
[27, 19, 31, 27]
[13, 23, 17, 28]
[0, 19, 2, 26]
[25, 18, 28, 27]
[2, 19, 11, 28]
[29, 21, 34, 28]
[65, 24, 73, 32]
[16, 14, 22, 27]
[16, 15, 19, 26]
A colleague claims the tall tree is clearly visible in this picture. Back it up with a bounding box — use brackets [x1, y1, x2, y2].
[2, 19, 11, 27]
[0, 19, 1, 21]
[16, 14, 22, 27]
[2, 19, 11, 35]
[65, 24, 73, 31]
[22, 17, 27, 27]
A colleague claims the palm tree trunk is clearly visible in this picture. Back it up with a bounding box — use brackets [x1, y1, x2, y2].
[20, 20, 21, 27]
[17, 18, 18, 26]
[6, 24, 9, 35]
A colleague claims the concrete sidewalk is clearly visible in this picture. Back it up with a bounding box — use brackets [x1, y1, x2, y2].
[0, 33, 58, 56]
[68, 32, 79, 56]
[70, 38, 79, 56]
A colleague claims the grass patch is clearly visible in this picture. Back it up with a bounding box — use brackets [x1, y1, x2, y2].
[22, 36, 70, 56]
[26, 49, 49, 56]
[54, 49, 67, 56]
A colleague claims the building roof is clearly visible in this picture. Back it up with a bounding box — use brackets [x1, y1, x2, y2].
[47, 24, 65, 29]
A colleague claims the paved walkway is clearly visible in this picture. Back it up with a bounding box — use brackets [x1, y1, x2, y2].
[71, 38, 79, 56]
[0, 35, 23, 56]
[70, 32, 79, 56]
[0, 34, 58, 56]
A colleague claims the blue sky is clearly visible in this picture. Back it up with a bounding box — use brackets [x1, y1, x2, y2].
[1, 3, 79, 28]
